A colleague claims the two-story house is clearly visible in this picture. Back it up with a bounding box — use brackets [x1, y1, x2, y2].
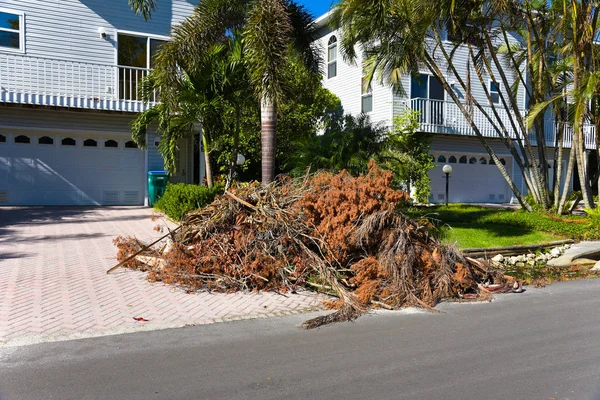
[0, 0, 199, 206]
[313, 11, 595, 204]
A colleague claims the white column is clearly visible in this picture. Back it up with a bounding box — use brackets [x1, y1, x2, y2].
[144, 131, 149, 206]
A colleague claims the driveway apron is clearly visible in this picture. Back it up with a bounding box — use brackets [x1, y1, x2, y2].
[0, 207, 322, 346]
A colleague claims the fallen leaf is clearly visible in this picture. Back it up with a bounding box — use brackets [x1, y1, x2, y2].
[133, 317, 149, 322]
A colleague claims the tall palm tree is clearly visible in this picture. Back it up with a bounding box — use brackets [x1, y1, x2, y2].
[129, 0, 320, 184]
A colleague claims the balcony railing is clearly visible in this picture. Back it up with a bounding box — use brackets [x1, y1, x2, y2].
[0, 52, 157, 112]
[406, 98, 597, 150]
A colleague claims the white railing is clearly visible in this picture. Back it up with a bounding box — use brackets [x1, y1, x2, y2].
[0, 52, 157, 112]
[406, 98, 597, 150]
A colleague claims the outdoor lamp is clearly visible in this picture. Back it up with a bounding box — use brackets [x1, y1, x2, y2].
[236, 153, 246, 166]
[442, 164, 452, 207]
[98, 27, 107, 39]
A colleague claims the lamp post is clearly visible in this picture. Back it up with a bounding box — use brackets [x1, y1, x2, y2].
[442, 164, 452, 207]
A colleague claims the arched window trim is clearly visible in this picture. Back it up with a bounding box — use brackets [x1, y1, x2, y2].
[459, 156, 467, 164]
[448, 155, 457, 163]
[437, 155, 446, 163]
[61, 137, 76, 146]
[327, 36, 338, 79]
[39, 136, 54, 145]
[479, 157, 487, 165]
[84, 139, 98, 147]
[125, 140, 138, 149]
[469, 157, 477, 164]
[104, 140, 118, 148]
[15, 135, 30, 144]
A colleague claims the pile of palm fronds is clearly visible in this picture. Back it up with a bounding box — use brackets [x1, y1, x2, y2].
[113, 163, 513, 328]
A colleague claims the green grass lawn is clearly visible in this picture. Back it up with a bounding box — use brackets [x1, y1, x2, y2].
[406, 205, 599, 249]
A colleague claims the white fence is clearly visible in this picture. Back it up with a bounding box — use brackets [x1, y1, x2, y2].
[0, 52, 157, 112]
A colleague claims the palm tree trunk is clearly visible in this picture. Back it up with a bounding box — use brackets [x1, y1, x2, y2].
[202, 133, 214, 188]
[553, 118, 565, 210]
[261, 95, 276, 184]
[575, 122, 594, 208]
[226, 105, 241, 191]
[558, 145, 576, 214]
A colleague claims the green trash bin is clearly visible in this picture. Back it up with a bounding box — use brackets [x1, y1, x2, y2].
[148, 171, 169, 206]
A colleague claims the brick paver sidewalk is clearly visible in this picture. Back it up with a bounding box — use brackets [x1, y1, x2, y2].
[0, 207, 323, 346]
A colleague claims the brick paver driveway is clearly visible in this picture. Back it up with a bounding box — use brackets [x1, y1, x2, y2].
[0, 207, 322, 346]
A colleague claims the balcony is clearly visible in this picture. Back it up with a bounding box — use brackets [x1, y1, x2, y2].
[0, 52, 157, 113]
[407, 98, 597, 150]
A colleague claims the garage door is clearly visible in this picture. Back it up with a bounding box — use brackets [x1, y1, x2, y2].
[428, 153, 512, 203]
[0, 132, 145, 206]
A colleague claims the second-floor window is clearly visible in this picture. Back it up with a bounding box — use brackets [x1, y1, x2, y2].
[490, 81, 500, 104]
[361, 76, 373, 113]
[0, 9, 24, 52]
[327, 36, 337, 79]
[117, 33, 167, 100]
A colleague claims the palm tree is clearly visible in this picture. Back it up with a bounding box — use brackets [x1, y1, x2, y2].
[332, 0, 599, 212]
[129, 0, 320, 184]
[132, 38, 250, 188]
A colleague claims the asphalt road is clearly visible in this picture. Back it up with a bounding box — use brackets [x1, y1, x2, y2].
[2, 279, 600, 400]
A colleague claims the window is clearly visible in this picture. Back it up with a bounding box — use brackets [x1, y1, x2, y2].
[84, 139, 97, 147]
[469, 157, 477, 164]
[0, 134, 5, 143]
[448, 156, 457, 163]
[38, 136, 53, 145]
[361, 76, 373, 113]
[125, 140, 138, 149]
[117, 33, 167, 100]
[62, 138, 76, 146]
[410, 74, 445, 124]
[489, 158, 495, 165]
[105, 140, 118, 148]
[489, 81, 500, 104]
[500, 158, 506, 166]
[459, 156, 467, 164]
[14, 135, 30, 144]
[479, 157, 487, 164]
[327, 36, 337, 79]
[437, 155, 446, 163]
[0, 9, 24, 52]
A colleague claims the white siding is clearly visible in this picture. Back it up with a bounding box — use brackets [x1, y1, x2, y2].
[0, 0, 196, 64]
[315, 27, 394, 127]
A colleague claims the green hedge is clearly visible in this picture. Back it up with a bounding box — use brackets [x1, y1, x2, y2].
[154, 183, 224, 221]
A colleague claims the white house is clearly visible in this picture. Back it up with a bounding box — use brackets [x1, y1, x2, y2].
[313, 11, 596, 204]
[0, 0, 200, 206]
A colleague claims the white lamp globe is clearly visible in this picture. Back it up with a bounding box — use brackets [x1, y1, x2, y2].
[236, 153, 246, 166]
[442, 164, 453, 174]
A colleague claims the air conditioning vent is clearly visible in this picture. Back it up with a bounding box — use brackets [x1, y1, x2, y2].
[123, 191, 139, 205]
[0, 191, 7, 203]
[103, 191, 119, 205]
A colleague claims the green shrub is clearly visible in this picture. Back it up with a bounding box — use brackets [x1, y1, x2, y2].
[154, 183, 224, 221]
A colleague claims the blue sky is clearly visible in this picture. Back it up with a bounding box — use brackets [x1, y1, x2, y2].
[301, 0, 338, 18]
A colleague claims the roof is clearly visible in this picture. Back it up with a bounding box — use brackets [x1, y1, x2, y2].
[313, 10, 334, 29]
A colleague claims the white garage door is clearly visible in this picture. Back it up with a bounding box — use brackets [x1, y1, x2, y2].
[0, 132, 145, 206]
[428, 153, 512, 203]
